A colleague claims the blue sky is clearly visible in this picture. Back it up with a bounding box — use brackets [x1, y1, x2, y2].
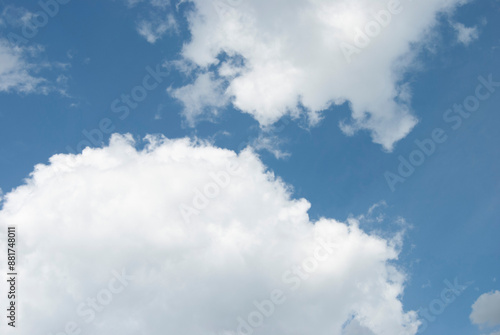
[1, 0, 499, 334]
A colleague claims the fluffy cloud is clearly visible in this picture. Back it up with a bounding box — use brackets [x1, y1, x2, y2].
[342, 319, 377, 335]
[470, 291, 500, 328]
[169, 72, 230, 125]
[0, 39, 45, 93]
[171, 0, 468, 151]
[0, 134, 419, 335]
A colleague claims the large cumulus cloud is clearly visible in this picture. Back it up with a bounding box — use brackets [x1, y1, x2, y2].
[172, 0, 468, 151]
[0, 134, 419, 334]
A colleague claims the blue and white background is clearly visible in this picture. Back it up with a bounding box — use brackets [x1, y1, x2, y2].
[0, 0, 499, 334]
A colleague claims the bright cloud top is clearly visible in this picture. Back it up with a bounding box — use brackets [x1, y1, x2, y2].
[172, 0, 468, 151]
[0, 134, 419, 334]
[470, 290, 500, 330]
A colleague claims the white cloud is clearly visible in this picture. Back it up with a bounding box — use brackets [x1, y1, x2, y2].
[172, 0, 469, 151]
[343, 319, 377, 335]
[137, 14, 177, 43]
[471, 291, 500, 328]
[169, 72, 229, 125]
[0, 39, 45, 93]
[452, 22, 479, 45]
[0, 134, 420, 335]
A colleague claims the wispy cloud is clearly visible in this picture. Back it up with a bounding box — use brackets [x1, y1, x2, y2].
[123, 0, 178, 43]
[0, 39, 46, 94]
[0, 5, 71, 95]
[250, 133, 291, 160]
[452, 22, 480, 46]
[137, 14, 177, 44]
